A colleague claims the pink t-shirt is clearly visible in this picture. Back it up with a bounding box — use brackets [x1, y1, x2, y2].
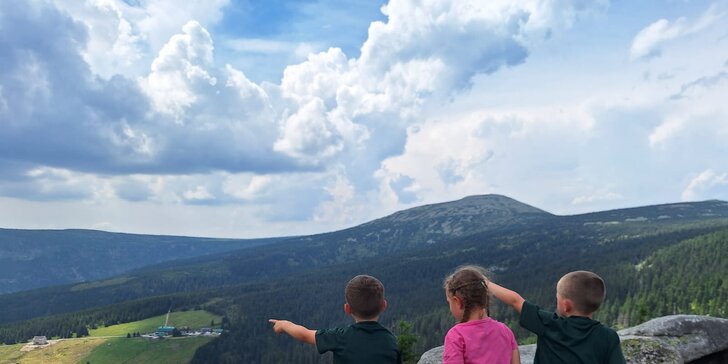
[443, 317, 517, 364]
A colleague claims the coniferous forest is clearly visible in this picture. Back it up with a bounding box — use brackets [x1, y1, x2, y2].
[190, 225, 728, 363]
[0, 197, 726, 363]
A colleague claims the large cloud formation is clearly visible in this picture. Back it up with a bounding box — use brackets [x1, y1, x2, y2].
[0, 1, 600, 200]
[3, 0, 726, 237]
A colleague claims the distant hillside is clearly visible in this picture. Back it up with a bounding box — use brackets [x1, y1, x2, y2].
[350, 194, 553, 246]
[568, 199, 728, 223]
[0, 228, 284, 293]
[0, 196, 726, 330]
[0, 195, 559, 323]
[189, 219, 728, 363]
[604, 229, 728, 326]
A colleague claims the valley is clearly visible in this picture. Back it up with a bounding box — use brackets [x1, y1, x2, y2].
[0, 310, 221, 363]
[0, 229, 286, 294]
[0, 195, 726, 363]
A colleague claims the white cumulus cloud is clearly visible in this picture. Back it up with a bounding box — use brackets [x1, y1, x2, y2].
[6, 0, 655, 236]
[630, 7, 724, 60]
[142, 21, 217, 119]
[682, 170, 728, 201]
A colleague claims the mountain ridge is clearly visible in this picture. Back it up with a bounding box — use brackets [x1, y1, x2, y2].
[0, 228, 285, 293]
[0, 195, 727, 326]
[370, 194, 552, 222]
[0, 196, 726, 363]
[2, 196, 727, 296]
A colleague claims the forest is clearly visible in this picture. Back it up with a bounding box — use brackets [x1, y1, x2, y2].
[191, 225, 728, 363]
[0, 201, 726, 363]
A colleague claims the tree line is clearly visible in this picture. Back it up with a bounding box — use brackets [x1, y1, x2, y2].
[0, 221, 725, 364]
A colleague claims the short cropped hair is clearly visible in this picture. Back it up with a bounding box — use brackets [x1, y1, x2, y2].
[345, 275, 385, 319]
[557, 271, 606, 314]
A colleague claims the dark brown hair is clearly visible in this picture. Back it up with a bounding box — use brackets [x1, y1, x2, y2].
[345, 275, 385, 319]
[557, 271, 606, 314]
[443, 265, 490, 323]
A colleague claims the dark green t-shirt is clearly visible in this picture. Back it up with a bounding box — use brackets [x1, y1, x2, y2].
[316, 321, 402, 364]
[520, 301, 625, 364]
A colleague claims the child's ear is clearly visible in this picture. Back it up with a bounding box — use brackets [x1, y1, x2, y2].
[381, 299, 388, 312]
[452, 295, 464, 309]
[561, 298, 573, 314]
[344, 303, 352, 316]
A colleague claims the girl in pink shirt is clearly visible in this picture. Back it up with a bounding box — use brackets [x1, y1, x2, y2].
[443, 265, 520, 364]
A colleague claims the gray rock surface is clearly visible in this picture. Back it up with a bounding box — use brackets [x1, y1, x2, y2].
[518, 344, 536, 363]
[417, 315, 728, 364]
[417, 346, 442, 364]
[619, 315, 728, 363]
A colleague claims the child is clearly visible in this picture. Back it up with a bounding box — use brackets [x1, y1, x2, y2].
[443, 265, 520, 364]
[269, 274, 402, 364]
[488, 270, 626, 364]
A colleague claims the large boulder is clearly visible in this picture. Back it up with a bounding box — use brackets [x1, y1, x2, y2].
[619, 315, 728, 364]
[417, 315, 728, 364]
[417, 346, 442, 364]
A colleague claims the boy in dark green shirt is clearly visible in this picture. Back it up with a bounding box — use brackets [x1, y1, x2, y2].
[489, 271, 625, 363]
[270, 275, 402, 364]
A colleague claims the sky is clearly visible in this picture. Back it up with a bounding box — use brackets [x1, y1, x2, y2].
[1, 0, 727, 238]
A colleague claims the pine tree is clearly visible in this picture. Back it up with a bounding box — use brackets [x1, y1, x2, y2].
[395, 320, 419, 364]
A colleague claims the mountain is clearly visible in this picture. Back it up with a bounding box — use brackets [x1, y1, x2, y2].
[350, 194, 553, 246]
[568, 199, 728, 223]
[0, 194, 556, 323]
[189, 207, 728, 363]
[277, 194, 553, 255]
[0, 195, 554, 322]
[0, 196, 726, 363]
[0, 228, 284, 293]
[1, 196, 726, 324]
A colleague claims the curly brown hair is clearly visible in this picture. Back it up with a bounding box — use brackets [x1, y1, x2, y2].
[443, 265, 490, 323]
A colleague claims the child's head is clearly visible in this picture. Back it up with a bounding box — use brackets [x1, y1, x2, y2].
[443, 265, 490, 323]
[344, 275, 386, 321]
[556, 271, 606, 317]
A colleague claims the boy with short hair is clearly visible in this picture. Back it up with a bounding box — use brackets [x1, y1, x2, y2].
[488, 271, 625, 363]
[270, 274, 402, 364]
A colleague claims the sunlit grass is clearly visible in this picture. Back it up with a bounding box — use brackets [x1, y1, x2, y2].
[0, 338, 108, 364]
[89, 310, 222, 337]
[80, 337, 213, 364]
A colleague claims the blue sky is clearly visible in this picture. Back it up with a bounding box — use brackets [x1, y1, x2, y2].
[1, 0, 727, 238]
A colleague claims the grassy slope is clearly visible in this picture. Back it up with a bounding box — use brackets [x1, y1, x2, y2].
[0, 343, 25, 363]
[89, 311, 222, 337]
[0, 311, 220, 364]
[0, 337, 213, 364]
[80, 337, 213, 364]
[0, 338, 108, 364]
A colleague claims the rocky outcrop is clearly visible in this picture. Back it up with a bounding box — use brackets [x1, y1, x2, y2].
[417, 315, 728, 364]
[417, 346, 442, 364]
[619, 315, 728, 364]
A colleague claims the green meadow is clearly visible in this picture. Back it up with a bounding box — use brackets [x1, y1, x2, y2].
[0, 343, 26, 363]
[0, 338, 107, 364]
[89, 310, 222, 337]
[79, 337, 214, 364]
[0, 311, 222, 364]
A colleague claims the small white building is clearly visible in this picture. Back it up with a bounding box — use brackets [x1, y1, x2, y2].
[32, 336, 48, 345]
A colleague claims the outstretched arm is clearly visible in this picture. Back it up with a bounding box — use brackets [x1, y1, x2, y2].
[269, 319, 316, 345]
[488, 281, 525, 314]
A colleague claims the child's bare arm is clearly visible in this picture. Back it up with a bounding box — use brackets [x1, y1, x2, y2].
[511, 348, 521, 364]
[269, 319, 316, 345]
[488, 281, 525, 313]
